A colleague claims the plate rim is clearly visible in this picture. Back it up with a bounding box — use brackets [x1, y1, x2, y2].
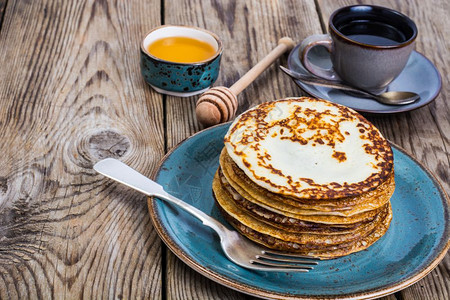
[147, 123, 450, 300]
[287, 46, 442, 114]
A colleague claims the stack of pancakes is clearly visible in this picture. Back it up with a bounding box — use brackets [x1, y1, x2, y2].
[212, 98, 395, 259]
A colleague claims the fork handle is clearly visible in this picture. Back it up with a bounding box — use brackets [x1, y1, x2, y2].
[93, 158, 231, 239]
[157, 193, 231, 238]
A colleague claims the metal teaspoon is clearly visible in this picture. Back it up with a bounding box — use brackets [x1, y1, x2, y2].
[280, 66, 420, 106]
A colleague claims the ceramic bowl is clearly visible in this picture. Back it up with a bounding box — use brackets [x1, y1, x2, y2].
[140, 25, 223, 97]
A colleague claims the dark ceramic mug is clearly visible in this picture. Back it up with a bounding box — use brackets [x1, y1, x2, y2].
[141, 25, 223, 97]
[299, 5, 417, 93]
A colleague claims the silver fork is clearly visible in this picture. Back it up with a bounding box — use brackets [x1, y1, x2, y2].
[93, 158, 320, 272]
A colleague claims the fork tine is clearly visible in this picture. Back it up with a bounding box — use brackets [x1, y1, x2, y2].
[257, 254, 319, 265]
[250, 259, 314, 271]
[263, 250, 322, 260]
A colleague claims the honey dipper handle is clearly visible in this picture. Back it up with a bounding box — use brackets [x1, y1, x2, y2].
[229, 37, 295, 96]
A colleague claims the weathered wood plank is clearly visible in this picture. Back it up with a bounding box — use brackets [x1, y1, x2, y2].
[400, 255, 449, 300]
[0, 0, 7, 29]
[0, 0, 163, 298]
[317, 1, 449, 299]
[164, 0, 323, 299]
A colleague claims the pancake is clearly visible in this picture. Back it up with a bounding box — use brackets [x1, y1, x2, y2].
[218, 168, 385, 227]
[213, 97, 395, 259]
[214, 171, 389, 239]
[220, 148, 395, 216]
[224, 98, 393, 199]
[219, 201, 393, 258]
[218, 169, 377, 234]
[213, 170, 392, 258]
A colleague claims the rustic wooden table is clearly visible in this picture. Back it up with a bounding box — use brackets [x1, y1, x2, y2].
[0, 0, 448, 299]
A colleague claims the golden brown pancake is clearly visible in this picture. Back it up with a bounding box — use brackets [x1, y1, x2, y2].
[218, 201, 393, 258]
[220, 148, 395, 216]
[224, 98, 394, 199]
[212, 98, 395, 259]
[218, 169, 378, 234]
[213, 171, 389, 246]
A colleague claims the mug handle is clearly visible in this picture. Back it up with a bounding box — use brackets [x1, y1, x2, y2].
[299, 34, 339, 81]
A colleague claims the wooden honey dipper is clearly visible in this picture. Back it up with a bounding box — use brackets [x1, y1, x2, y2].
[195, 37, 295, 127]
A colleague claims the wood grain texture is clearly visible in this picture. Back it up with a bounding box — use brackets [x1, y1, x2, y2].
[317, 1, 449, 300]
[0, 0, 7, 28]
[0, 0, 164, 298]
[0, 0, 447, 299]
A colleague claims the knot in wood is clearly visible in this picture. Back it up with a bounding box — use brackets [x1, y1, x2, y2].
[87, 130, 130, 160]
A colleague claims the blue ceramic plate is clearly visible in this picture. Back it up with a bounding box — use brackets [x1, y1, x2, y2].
[148, 123, 449, 300]
[287, 45, 442, 114]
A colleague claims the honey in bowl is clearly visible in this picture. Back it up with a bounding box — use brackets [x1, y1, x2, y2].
[140, 25, 222, 96]
[147, 36, 217, 63]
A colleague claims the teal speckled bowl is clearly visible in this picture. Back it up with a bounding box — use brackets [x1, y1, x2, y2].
[140, 25, 222, 97]
[148, 123, 449, 300]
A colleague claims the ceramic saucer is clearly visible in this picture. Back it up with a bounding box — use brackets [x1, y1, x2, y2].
[287, 44, 442, 114]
